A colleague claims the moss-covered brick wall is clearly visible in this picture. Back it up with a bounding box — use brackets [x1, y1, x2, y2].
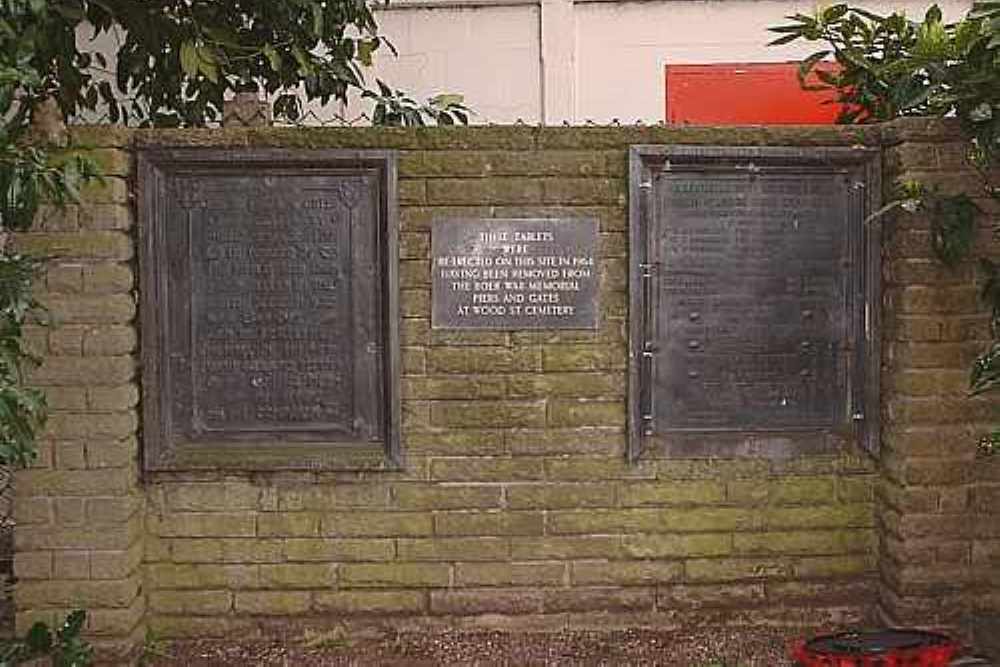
[11, 120, 996, 660]
[11, 132, 142, 661]
[878, 119, 1000, 651]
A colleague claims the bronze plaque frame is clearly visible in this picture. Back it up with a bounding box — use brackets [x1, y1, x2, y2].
[627, 145, 881, 461]
[138, 148, 399, 472]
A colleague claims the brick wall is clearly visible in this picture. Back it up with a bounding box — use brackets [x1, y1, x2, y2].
[11, 121, 997, 659]
[878, 119, 1000, 648]
[12, 129, 143, 660]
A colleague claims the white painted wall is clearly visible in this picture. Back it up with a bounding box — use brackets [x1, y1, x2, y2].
[363, 3, 542, 123]
[342, 0, 972, 125]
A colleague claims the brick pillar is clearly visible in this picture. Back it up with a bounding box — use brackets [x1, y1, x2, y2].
[973, 467, 1000, 656]
[877, 118, 999, 633]
[12, 127, 144, 661]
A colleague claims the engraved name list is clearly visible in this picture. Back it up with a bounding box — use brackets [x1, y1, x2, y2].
[192, 191, 352, 432]
[656, 173, 851, 431]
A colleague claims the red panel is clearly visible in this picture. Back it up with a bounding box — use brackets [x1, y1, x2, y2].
[665, 62, 844, 125]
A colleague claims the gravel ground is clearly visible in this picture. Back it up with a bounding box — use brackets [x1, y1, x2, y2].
[142, 627, 807, 666]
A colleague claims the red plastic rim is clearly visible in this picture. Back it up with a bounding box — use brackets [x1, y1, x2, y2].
[790, 630, 959, 667]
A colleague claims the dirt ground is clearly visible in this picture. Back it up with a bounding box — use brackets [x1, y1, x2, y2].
[141, 626, 814, 666]
[136, 622, 999, 666]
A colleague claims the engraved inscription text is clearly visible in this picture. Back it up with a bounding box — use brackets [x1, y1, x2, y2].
[656, 174, 848, 429]
[183, 178, 358, 434]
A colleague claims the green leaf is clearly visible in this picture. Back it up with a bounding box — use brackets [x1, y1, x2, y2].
[930, 192, 979, 266]
[180, 42, 199, 78]
[769, 33, 802, 46]
[51, 3, 85, 21]
[769, 23, 810, 34]
[24, 623, 52, 654]
[430, 93, 464, 107]
[970, 341, 1000, 395]
[202, 25, 240, 48]
[969, 1, 1000, 19]
[196, 46, 220, 83]
[798, 50, 832, 82]
[262, 44, 281, 72]
[823, 4, 850, 22]
[291, 45, 313, 76]
[58, 610, 86, 640]
[311, 3, 324, 35]
[357, 38, 377, 67]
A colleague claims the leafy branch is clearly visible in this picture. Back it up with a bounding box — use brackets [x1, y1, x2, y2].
[771, 0, 1000, 454]
[1, 0, 468, 128]
[0, 610, 93, 667]
[0, 2, 100, 473]
[362, 80, 472, 127]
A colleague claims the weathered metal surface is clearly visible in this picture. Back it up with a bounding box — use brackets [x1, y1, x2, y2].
[432, 218, 599, 330]
[627, 145, 881, 459]
[656, 172, 848, 429]
[139, 149, 399, 471]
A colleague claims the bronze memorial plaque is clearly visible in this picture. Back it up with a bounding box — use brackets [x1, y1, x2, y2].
[660, 172, 846, 428]
[138, 149, 399, 471]
[432, 218, 598, 329]
[628, 146, 881, 459]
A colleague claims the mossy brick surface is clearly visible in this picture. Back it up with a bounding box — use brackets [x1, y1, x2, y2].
[16, 122, 993, 646]
[620, 481, 726, 507]
[506, 483, 617, 509]
[149, 591, 233, 615]
[339, 563, 451, 588]
[234, 591, 311, 615]
[507, 372, 625, 399]
[397, 537, 509, 561]
[621, 534, 733, 559]
[319, 512, 434, 537]
[433, 511, 545, 536]
[430, 589, 544, 615]
[256, 513, 319, 537]
[259, 563, 337, 589]
[313, 590, 426, 615]
[283, 539, 395, 562]
[429, 457, 544, 482]
[454, 562, 565, 587]
[570, 560, 684, 586]
[392, 485, 502, 510]
[542, 587, 655, 613]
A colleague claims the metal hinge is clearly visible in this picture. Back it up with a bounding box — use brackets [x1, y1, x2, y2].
[641, 410, 655, 436]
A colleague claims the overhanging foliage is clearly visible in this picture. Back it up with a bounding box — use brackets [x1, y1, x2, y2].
[772, 1, 1000, 453]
